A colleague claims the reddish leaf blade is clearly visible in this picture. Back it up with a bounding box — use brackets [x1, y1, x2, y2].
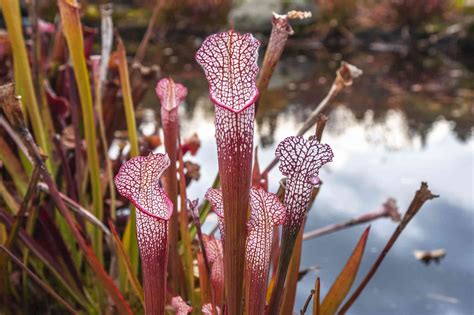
[195, 30, 260, 113]
[320, 226, 370, 315]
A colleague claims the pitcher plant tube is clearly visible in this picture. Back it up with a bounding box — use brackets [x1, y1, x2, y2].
[268, 136, 334, 314]
[155, 77, 188, 293]
[196, 30, 260, 315]
[114, 153, 173, 315]
[245, 187, 286, 315]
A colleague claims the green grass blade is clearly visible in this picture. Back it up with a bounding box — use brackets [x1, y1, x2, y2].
[57, 0, 104, 262]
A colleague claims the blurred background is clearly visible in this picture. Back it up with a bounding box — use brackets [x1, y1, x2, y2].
[4, 0, 474, 314]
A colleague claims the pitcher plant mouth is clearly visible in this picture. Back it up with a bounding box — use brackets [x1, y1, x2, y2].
[196, 30, 260, 113]
[114, 153, 173, 315]
[196, 29, 260, 315]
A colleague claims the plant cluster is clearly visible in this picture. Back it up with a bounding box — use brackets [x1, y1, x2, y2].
[0, 1, 438, 314]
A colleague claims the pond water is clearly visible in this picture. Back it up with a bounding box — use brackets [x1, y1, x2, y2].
[138, 34, 474, 314]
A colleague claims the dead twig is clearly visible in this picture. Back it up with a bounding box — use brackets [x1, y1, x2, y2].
[263, 62, 362, 175]
[338, 183, 438, 314]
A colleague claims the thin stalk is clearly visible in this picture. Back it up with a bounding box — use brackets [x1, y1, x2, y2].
[301, 289, 315, 315]
[134, 0, 164, 63]
[178, 139, 196, 303]
[303, 199, 400, 241]
[263, 62, 362, 174]
[65, 67, 85, 203]
[280, 224, 304, 315]
[52, 135, 78, 201]
[338, 183, 438, 314]
[58, 0, 104, 261]
[109, 220, 144, 306]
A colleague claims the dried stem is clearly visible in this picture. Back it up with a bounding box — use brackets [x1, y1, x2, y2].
[338, 183, 438, 314]
[263, 62, 362, 175]
[257, 13, 294, 95]
[37, 182, 111, 237]
[134, 0, 164, 63]
[0, 0, 52, 172]
[303, 198, 400, 241]
[301, 289, 316, 315]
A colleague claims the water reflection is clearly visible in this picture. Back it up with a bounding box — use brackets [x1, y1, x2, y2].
[140, 37, 473, 314]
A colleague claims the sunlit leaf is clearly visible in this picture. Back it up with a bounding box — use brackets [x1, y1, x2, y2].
[320, 226, 370, 315]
